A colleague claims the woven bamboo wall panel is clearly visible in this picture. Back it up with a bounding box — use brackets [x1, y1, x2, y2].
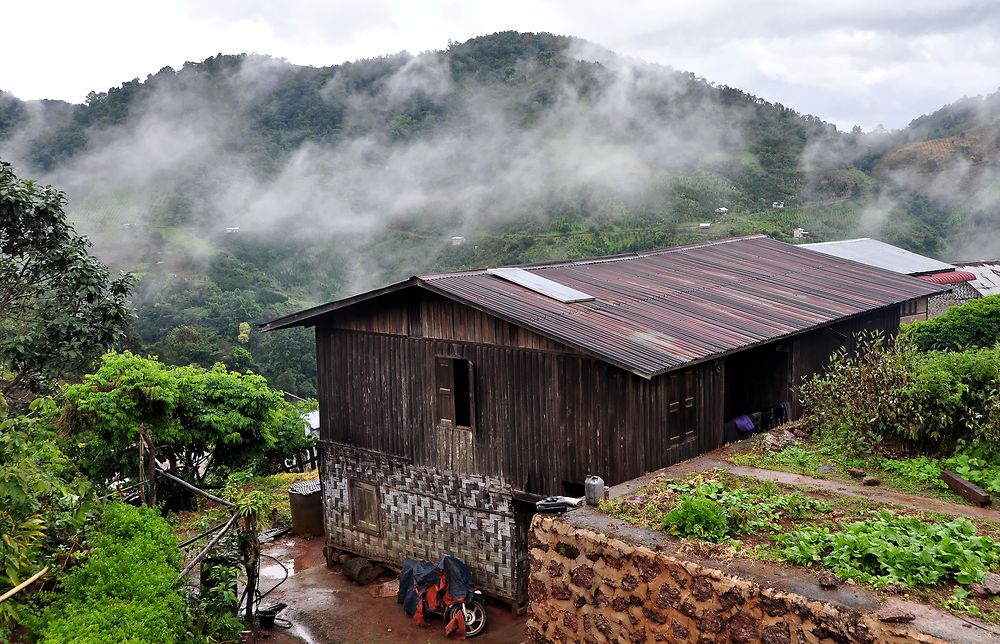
[321, 442, 522, 601]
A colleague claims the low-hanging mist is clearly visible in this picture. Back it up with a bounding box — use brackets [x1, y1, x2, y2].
[2, 31, 999, 396]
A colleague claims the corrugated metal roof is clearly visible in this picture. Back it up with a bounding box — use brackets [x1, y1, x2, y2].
[263, 235, 946, 377]
[800, 238, 956, 275]
[916, 270, 977, 285]
[952, 261, 1000, 296]
[421, 235, 944, 377]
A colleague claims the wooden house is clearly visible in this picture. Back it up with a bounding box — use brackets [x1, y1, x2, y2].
[261, 234, 944, 606]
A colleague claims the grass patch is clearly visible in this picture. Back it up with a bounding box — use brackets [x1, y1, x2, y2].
[731, 443, 833, 477]
[730, 435, 988, 505]
[602, 472, 832, 544]
[169, 471, 317, 542]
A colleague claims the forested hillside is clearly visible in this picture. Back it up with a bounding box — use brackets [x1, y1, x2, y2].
[2, 31, 999, 396]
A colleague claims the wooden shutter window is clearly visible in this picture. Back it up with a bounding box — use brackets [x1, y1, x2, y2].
[436, 356, 475, 430]
[349, 480, 381, 537]
[683, 370, 696, 439]
[668, 374, 682, 443]
[436, 356, 454, 425]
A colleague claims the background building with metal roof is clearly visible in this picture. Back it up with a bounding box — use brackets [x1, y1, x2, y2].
[952, 261, 1000, 297]
[800, 237, 978, 321]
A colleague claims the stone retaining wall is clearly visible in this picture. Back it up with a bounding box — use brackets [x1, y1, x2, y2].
[527, 515, 942, 643]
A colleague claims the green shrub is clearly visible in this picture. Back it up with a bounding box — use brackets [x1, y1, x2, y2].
[801, 332, 1000, 453]
[0, 398, 93, 636]
[662, 496, 730, 542]
[902, 295, 1000, 352]
[36, 503, 190, 643]
[779, 512, 1000, 588]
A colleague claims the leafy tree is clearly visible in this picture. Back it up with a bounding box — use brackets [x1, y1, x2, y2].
[60, 352, 314, 487]
[0, 161, 133, 402]
[158, 324, 225, 367]
[0, 397, 92, 632]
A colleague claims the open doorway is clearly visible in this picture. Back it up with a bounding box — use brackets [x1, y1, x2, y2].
[723, 341, 792, 440]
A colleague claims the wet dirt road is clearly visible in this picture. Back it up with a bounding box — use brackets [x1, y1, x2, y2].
[253, 535, 527, 644]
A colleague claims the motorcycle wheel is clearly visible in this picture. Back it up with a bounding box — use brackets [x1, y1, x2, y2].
[446, 598, 488, 638]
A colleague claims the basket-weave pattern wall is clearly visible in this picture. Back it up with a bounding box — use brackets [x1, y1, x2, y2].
[320, 441, 521, 600]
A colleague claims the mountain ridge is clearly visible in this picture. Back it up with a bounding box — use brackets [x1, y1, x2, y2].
[1, 31, 998, 395]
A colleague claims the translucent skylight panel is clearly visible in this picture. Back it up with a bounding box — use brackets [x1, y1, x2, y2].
[486, 267, 595, 303]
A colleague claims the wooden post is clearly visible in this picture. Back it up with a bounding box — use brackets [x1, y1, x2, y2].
[138, 430, 147, 506]
[941, 470, 991, 507]
[241, 512, 261, 642]
[156, 468, 235, 509]
[142, 429, 157, 508]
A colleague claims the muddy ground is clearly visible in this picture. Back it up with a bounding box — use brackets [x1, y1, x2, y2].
[251, 535, 526, 644]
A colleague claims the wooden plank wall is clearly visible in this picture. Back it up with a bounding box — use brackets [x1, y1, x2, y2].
[316, 327, 719, 495]
[328, 289, 580, 355]
[314, 290, 896, 495]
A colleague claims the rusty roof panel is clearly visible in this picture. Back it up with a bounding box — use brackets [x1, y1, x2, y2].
[421, 235, 945, 376]
[263, 235, 946, 376]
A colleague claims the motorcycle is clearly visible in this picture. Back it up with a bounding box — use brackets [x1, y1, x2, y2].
[428, 587, 488, 638]
[399, 555, 489, 638]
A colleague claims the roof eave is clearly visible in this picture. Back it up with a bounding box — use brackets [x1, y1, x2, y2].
[258, 277, 419, 332]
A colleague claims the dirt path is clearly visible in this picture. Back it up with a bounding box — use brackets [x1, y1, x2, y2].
[252, 535, 526, 644]
[611, 438, 1000, 524]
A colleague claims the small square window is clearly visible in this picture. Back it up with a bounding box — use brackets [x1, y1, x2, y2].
[349, 480, 381, 537]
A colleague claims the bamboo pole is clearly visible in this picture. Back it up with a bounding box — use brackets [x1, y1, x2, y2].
[177, 513, 238, 581]
[0, 566, 49, 603]
[156, 468, 235, 509]
[179, 520, 230, 548]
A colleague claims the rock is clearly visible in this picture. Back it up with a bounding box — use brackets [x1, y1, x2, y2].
[980, 572, 1000, 595]
[728, 612, 759, 643]
[847, 468, 866, 478]
[969, 583, 990, 597]
[762, 433, 789, 452]
[368, 579, 399, 598]
[551, 582, 572, 600]
[762, 623, 791, 644]
[862, 476, 881, 486]
[818, 571, 839, 589]
[570, 564, 595, 589]
[817, 465, 836, 475]
[877, 606, 915, 623]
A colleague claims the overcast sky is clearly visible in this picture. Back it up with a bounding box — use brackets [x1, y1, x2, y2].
[2, 0, 998, 131]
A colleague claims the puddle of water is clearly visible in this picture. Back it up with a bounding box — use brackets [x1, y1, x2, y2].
[288, 621, 319, 644]
[260, 559, 295, 579]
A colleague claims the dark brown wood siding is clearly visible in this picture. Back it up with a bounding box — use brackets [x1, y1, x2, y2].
[317, 327, 720, 494]
[328, 289, 581, 354]
[313, 293, 897, 495]
[789, 305, 900, 417]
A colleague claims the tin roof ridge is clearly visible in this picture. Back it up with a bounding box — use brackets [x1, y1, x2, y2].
[420, 234, 767, 280]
